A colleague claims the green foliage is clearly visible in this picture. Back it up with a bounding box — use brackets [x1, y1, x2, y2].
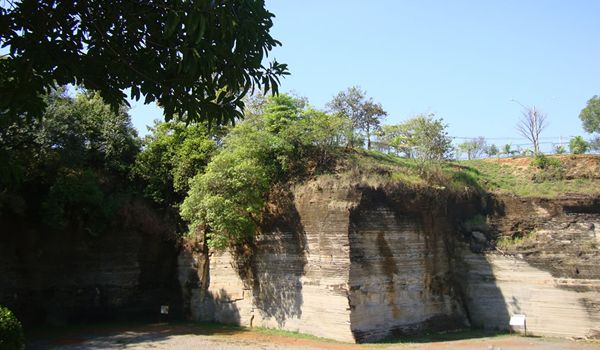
[378, 114, 452, 164]
[461, 159, 599, 198]
[569, 136, 589, 154]
[0, 89, 139, 233]
[181, 151, 270, 249]
[181, 94, 349, 248]
[530, 154, 564, 183]
[458, 137, 487, 160]
[590, 137, 600, 151]
[0, 306, 25, 350]
[496, 231, 537, 250]
[378, 124, 412, 157]
[486, 144, 499, 157]
[554, 144, 566, 154]
[40, 90, 140, 173]
[405, 114, 453, 162]
[531, 154, 561, 170]
[42, 169, 115, 234]
[579, 95, 600, 134]
[132, 121, 218, 206]
[327, 86, 386, 149]
[0, 1, 288, 125]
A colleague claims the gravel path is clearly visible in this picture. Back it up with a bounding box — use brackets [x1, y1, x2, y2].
[28, 323, 600, 350]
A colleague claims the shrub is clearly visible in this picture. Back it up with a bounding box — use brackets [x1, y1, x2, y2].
[531, 154, 564, 182]
[569, 136, 589, 154]
[0, 306, 25, 350]
[531, 154, 561, 170]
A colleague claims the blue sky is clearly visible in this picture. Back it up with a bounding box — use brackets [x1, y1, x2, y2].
[130, 1, 600, 152]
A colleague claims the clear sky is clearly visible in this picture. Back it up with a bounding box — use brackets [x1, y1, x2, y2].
[130, 0, 600, 152]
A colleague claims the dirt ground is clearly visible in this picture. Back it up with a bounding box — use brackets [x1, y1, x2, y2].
[27, 323, 600, 350]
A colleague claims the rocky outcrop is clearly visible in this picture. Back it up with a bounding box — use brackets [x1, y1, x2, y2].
[180, 181, 473, 342]
[458, 195, 600, 339]
[0, 199, 182, 327]
[179, 180, 600, 343]
[347, 187, 467, 342]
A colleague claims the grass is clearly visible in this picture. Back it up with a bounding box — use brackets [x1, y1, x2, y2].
[327, 150, 598, 198]
[252, 326, 341, 343]
[458, 158, 600, 198]
[343, 150, 479, 191]
[496, 230, 538, 250]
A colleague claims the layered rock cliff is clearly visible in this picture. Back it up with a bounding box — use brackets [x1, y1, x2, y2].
[179, 178, 600, 342]
[457, 195, 600, 339]
[0, 199, 182, 327]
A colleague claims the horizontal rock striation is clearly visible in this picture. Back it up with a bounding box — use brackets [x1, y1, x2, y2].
[0, 199, 181, 327]
[348, 187, 467, 342]
[458, 194, 600, 339]
[187, 183, 600, 342]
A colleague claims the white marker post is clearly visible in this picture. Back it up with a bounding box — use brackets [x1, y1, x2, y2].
[160, 305, 169, 323]
[509, 314, 527, 335]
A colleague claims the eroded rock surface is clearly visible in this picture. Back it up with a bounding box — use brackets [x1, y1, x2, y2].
[180, 181, 600, 342]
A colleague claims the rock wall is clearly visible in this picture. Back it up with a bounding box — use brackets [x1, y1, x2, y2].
[184, 181, 471, 342]
[457, 196, 600, 339]
[192, 181, 359, 342]
[181, 182, 600, 343]
[0, 199, 182, 328]
[348, 188, 467, 342]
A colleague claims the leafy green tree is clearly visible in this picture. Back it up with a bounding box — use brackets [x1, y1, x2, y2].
[181, 94, 348, 249]
[579, 96, 600, 134]
[378, 124, 411, 157]
[296, 108, 352, 165]
[0, 0, 288, 125]
[458, 137, 487, 160]
[0, 89, 140, 232]
[486, 144, 499, 158]
[554, 144, 566, 154]
[42, 169, 115, 234]
[327, 86, 386, 150]
[502, 144, 515, 157]
[0, 305, 24, 350]
[132, 121, 219, 206]
[38, 90, 140, 174]
[569, 136, 589, 154]
[398, 114, 453, 162]
[590, 137, 600, 151]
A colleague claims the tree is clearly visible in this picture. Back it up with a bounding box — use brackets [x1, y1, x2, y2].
[0, 89, 140, 233]
[181, 94, 349, 248]
[0, 0, 288, 125]
[486, 144, 499, 158]
[395, 114, 453, 162]
[579, 96, 600, 134]
[590, 137, 600, 152]
[569, 136, 589, 155]
[379, 124, 413, 157]
[458, 137, 487, 160]
[327, 86, 386, 150]
[516, 105, 547, 154]
[131, 120, 219, 206]
[554, 144, 566, 155]
[502, 143, 515, 158]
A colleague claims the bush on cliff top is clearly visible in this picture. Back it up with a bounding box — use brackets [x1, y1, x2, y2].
[0, 306, 24, 350]
[181, 94, 351, 249]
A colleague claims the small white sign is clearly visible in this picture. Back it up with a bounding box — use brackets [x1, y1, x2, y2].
[160, 305, 169, 315]
[509, 314, 526, 327]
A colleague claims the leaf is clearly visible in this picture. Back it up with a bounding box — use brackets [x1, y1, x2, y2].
[195, 15, 206, 44]
[164, 11, 180, 39]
